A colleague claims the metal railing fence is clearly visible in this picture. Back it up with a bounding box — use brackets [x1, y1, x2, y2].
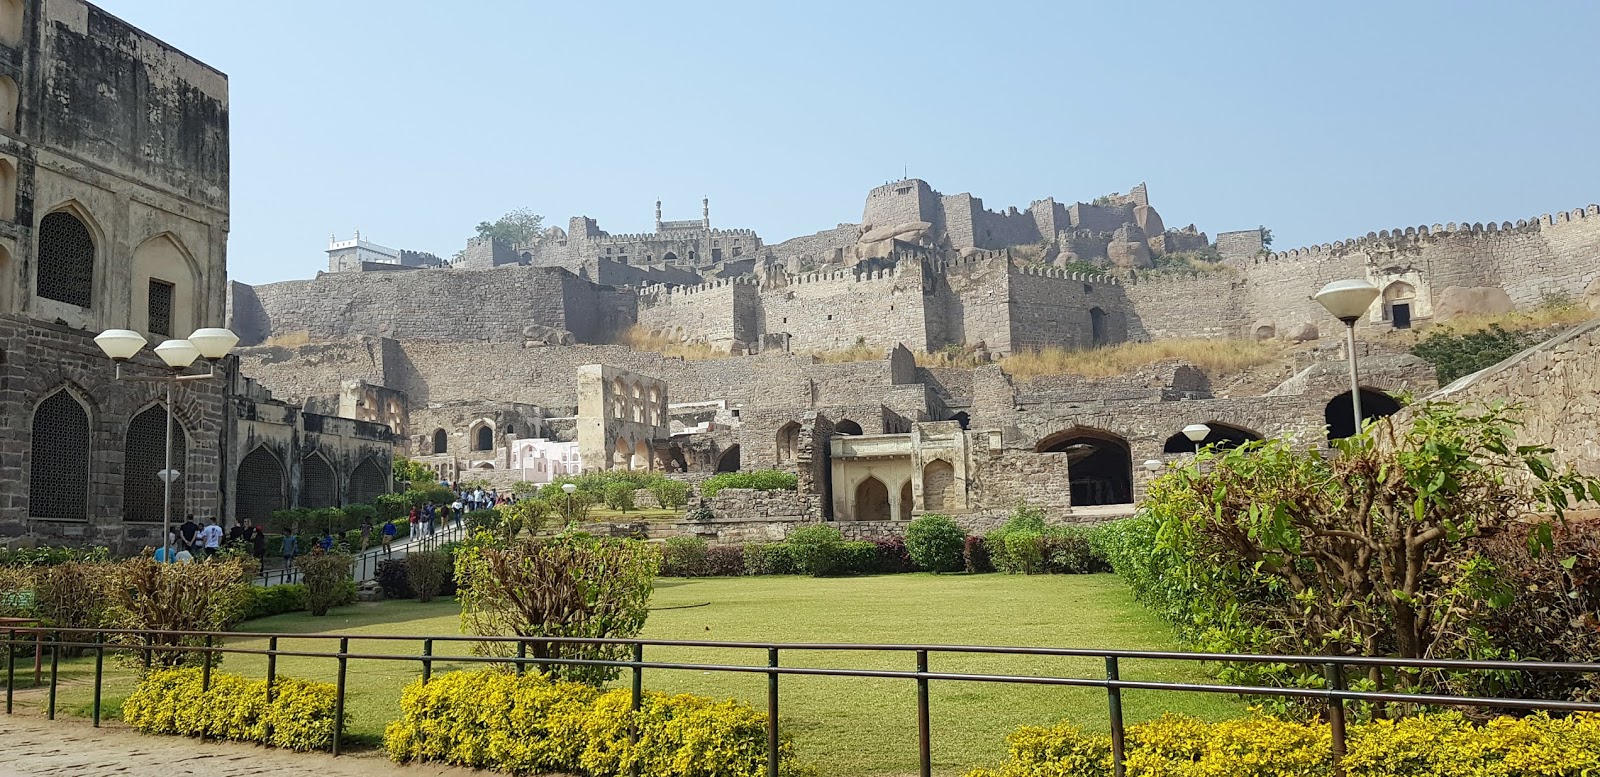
[5, 626, 1600, 777]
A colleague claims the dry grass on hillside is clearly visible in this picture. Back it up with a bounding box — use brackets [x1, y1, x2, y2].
[1387, 302, 1594, 344]
[618, 325, 731, 361]
[920, 338, 1284, 379]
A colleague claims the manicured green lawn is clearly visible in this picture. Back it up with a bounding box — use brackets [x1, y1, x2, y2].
[31, 574, 1241, 776]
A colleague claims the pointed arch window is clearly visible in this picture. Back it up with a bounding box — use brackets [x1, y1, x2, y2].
[30, 389, 91, 520]
[37, 211, 95, 307]
[123, 404, 185, 522]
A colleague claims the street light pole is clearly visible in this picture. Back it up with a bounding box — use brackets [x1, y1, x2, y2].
[1313, 280, 1382, 439]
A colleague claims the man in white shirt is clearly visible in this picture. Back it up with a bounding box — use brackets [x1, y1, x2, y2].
[200, 517, 224, 557]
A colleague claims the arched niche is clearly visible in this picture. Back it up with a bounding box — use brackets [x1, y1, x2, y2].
[1036, 426, 1133, 506]
[1325, 389, 1403, 441]
[130, 233, 200, 340]
[1162, 422, 1263, 454]
[853, 476, 891, 521]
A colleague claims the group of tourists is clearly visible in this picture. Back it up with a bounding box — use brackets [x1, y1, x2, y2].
[154, 515, 269, 564]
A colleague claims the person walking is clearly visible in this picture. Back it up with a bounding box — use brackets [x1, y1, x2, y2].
[359, 518, 373, 552]
[201, 517, 224, 558]
[381, 519, 397, 554]
[251, 525, 267, 563]
[282, 528, 300, 571]
[319, 531, 335, 552]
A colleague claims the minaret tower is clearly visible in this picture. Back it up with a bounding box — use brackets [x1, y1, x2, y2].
[654, 200, 662, 232]
[702, 196, 710, 230]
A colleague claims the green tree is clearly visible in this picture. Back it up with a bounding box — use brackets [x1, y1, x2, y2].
[474, 207, 545, 247]
[393, 456, 433, 487]
[1410, 324, 1535, 384]
[904, 514, 965, 572]
[602, 482, 636, 513]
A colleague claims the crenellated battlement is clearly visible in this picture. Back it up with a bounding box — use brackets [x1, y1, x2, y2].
[1247, 203, 1600, 266]
[636, 276, 758, 299]
[587, 227, 761, 244]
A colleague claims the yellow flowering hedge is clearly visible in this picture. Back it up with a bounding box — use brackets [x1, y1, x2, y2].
[384, 669, 813, 777]
[121, 667, 344, 751]
[965, 711, 1600, 777]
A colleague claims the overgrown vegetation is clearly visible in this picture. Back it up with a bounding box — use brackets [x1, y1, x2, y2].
[700, 470, 798, 497]
[984, 506, 1105, 575]
[1097, 401, 1600, 705]
[619, 324, 731, 360]
[1410, 323, 1537, 384]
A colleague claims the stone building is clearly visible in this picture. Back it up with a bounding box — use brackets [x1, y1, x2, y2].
[521, 198, 764, 275]
[325, 230, 445, 273]
[0, 1, 394, 550]
[576, 364, 669, 472]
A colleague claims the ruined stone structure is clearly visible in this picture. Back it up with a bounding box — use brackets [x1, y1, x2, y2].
[522, 198, 764, 277]
[0, 1, 393, 550]
[576, 365, 668, 472]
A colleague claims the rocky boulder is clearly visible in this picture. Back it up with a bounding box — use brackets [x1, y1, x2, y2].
[1434, 286, 1515, 321]
[1284, 322, 1320, 342]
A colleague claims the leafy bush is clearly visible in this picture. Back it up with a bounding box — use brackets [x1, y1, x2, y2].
[375, 559, 413, 599]
[465, 508, 503, 532]
[684, 506, 716, 522]
[244, 584, 306, 620]
[30, 561, 109, 635]
[1410, 323, 1536, 385]
[602, 482, 637, 512]
[384, 669, 810, 777]
[840, 541, 879, 575]
[1040, 528, 1103, 574]
[455, 535, 658, 685]
[405, 551, 452, 603]
[906, 514, 965, 572]
[659, 536, 709, 577]
[123, 667, 345, 751]
[0, 546, 109, 567]
[964, 711, 1600, 777]
[296, 552, 354, 617]
[705, 545, 746, 576]
[502, 497, 552, 540]
[650, 479, 691, 510]
[868, 537, 917, 573]
[700, 470, 799, 498]
[964, 535, 993, 573]
[743, 543, 796, 575]
[787, 524, 848, 577]
[101, 557, 255, 666]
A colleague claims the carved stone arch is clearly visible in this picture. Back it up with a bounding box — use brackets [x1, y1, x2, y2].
[922, 459, 956, 512]
[235, 445, 287, 524]
[0, 0, 21, 49]
[131, 232, 204, 339]
[35, 200, 104, 309]
[346, 456, 389, 505]
[1162, 421, 1263, 453]
[1325, 388, 1403, 441]
[852, 476, 891, 521]
[300, 450, 337, 508]
[431, 428, 448, 454]
[1035, 425, 1133, 506]
[776, 421, 802, 463]
[835, 418, 864, 436]
[469, 419, 495, 452]
[716, 444, 741, 473]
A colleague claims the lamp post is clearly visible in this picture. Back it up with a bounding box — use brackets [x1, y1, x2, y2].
[94, 327, 239, 561]
[1314, 280, 1382, 437]
[561, 482, 577, 531]
[1181, 423, 1211, 454]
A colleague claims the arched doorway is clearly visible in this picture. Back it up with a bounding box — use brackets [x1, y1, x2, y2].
[854, 477, 891, 521]
[236, 446, 286, 524]
[776, 421, 801, 463]
[716, 444, 741, 473]
[899, 482, 913, 520]
[432, 429, 448, 454]
[612, 438, 631, 470]
[1162, 422, 1263, 454]
[300, 453, 337, 508]
[835, 419, 864, 436]
[472, 423, 494, 451]
[1089, 307, 1108, 346]
[632, 440, 652, 471]
[347, 458, 388, 505]
[663, 251, 678, 263]
[1325, 389, 1403, 441]
[949, 411, 970, 430]
[1037, 427, 1133, 506]
[922, 460, 956, 512]
[1382, 282, 1416, 329]
[668, 445, 689, 473]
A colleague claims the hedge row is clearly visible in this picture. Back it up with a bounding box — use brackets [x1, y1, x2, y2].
[384, 669, 810, 777]
[122, 668, 346, 751]
[659, 534, 915, 578]
[965, 711, 1600, 777]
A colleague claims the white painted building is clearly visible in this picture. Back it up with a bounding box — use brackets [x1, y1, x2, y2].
[510, 438, 581, 483]
[327, 230, 402, 272]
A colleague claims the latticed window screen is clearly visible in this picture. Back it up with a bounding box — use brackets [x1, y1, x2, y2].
[347, 458, 387, 505]
[123, 405, 185, 522]
[147, 279, 174, 337]
[300, 454, 337, 508]
[235, 447, 285, 523]
[29, 390, 91, 520]
[36, 212, 95, 307]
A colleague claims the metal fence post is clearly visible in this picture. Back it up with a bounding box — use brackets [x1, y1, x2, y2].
[202, 634, 213, 691]
[631, 643, 644, 777]
[5, 628, 15, 714]
[422, 638, 433, 684]
[1327, 662, 1347, 777]
[1107, 656, 1126, 777]
[917, 650, 932, 777]
[46, 631, 58, 720]
[516, 640, 527, 676]
[333, 636, 348, 756]
[767, 647, 780, 777]
[92, 631, 104, 728]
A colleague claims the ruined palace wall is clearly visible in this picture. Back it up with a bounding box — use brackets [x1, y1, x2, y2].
[862, 180, 942, 233]
[1121, 271, 1252, 340]
[766, 224, 860, 270]
[935, 254, 1014, 353]
[1006, 268, 1130, 351]
[236, 266, 631, 345]
[762, 267, 930, 352]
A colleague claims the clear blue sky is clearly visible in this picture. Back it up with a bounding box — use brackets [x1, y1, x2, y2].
[97, 1, 1600, 285]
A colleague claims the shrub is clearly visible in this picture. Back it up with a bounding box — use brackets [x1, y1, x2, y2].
[465, 508, 502, 533]
[841, 541, 879, 575]
[0, 546, 109, 567]
[502, 497, 552, 541]
[455, 535, 658, 685]
[374, 492, 414, 522]
[906, 514, 965, 572]
[101, 557, 255, 666]
[964, 535, 993, 573]
[122, 667, 345, 751]
[787, 524, 847, 577]
[700, 470, 799, 498]
[296, 551, 355, 616]
[704, 545, 746, 576]
[1410, 323, 1537, 385]
[384, 669, 809, 777]
[743, 543, 796, 576]
[868, 537, 917, 573]
[660, 536, 710, 577]
[650, 479, 691, 510]
[244, 584, 306, 620]
[405, 551, 452, 603]
[30, 561, 109, 634]
[964, 711, 1600, 777]
[375, 559, 413, 599]
[684, 506, 716, 523]
[1040, 527, 1102, 574]
[601, 482, 637, 513]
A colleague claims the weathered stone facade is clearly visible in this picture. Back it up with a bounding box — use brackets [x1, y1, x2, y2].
[576, 364, 668, 472]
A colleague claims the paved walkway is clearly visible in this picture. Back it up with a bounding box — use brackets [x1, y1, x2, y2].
[0, 713, 484, 777]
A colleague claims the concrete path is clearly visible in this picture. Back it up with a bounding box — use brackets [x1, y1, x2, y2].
[0, 713, 482, 777]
